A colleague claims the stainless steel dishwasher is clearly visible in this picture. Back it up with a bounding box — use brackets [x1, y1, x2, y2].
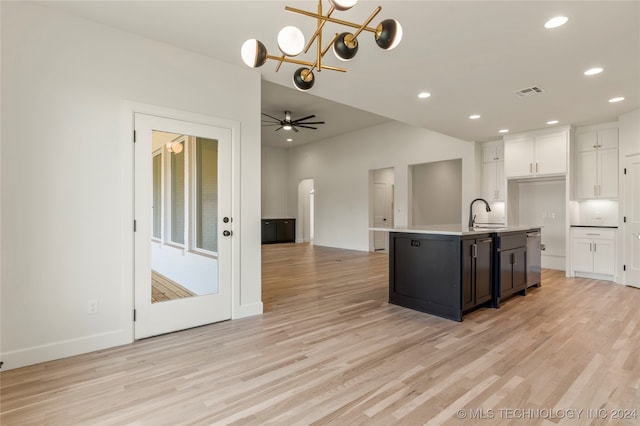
[526, 229, 542, 288]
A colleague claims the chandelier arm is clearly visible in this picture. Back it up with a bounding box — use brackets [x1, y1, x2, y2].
[352, 6, 382, 40]
[264, 54, 347, 72]
[308, 32, 340, 73]
[284, 6, 378, 33]
[303, 6, 335, 54]
[316, 0, 323, 73]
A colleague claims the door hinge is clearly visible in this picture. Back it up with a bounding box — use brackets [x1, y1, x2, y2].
[624, 168, 627, 174]
[0, 361, 4, 369]
[133, 309, 137, 321]
[134, 220, 137, 232]
[624, 216, 627, 223]
[623, 265, 626, 271]
[133, 130, 136, 143]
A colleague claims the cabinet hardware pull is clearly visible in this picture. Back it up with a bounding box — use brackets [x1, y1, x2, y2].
[586, 233, 600, 236]
[594, 243, 597, 252]
[529, 163, 533, 173]
[590, 242, 593, 252]
[593, 145, 597, 149]
[472, 244, 477, 258]
[536, 163, 539, 173]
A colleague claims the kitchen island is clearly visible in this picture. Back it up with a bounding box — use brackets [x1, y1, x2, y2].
[373, 225, 540, 321]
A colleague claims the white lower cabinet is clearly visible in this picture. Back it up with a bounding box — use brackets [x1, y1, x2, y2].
[571, 227, 616, 280]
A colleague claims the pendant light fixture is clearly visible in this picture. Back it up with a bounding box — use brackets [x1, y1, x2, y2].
[240, 0, 402, 91]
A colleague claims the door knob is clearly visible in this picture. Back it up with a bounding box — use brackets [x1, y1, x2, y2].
[223, 230, 232, 237]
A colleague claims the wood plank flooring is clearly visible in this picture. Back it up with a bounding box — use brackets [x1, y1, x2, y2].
[2, 243, 639, 425]
[152, 270, 196, 303]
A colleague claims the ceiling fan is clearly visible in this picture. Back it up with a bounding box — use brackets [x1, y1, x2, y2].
[261, 110, 325, 132]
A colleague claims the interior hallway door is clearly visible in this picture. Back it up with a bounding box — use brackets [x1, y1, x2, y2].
[625, 154, 640, 287]
[134, 113, 233, 339]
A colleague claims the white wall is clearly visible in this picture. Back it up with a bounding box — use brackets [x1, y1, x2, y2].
[410, 159, 462, 226]
[262, 145, 289, 218]
[1, 3, 262, 369]
[286, 121, 475, 251]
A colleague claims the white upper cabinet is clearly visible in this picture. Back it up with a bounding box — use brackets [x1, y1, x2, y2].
[504, 128, 568, 178]
[482, 141, 505, 201]
[574, 126, 618, 199]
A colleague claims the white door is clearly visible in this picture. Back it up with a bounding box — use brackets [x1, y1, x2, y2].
[625, 154, 640, 287]
[373, 183, 391, 250]
[134, 113, 232, 339]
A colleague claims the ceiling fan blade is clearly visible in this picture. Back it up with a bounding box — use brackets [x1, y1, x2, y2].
[292, 114, 316, 123]
[296, 121, 324, 125]
[296, 125, 318, 130]
[274, 126, 283, 131]
[261, 112, 282, 122]
[292, 126, 299, 133]
[261, 123, 283, 127]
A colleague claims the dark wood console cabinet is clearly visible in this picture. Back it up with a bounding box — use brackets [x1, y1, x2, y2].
[261, 219, 295, 244]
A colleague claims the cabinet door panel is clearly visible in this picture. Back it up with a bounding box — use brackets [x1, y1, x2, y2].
[462, 240, 474, 310]
[475, 239, 493, 304]
[598, 128, 618, 150]
[576, 150, 598, 198]
[593, 239, 615, 275]
[576, 131, 598, 152]
[499, 250, 514, 294]
[598, 149, 618, 198]
[483, 162, 497, 201]
[504, 136, 534, 177]
[572, 238, 593, 272]
[535, 132, 567, 175]
[512, 247, 527, 291]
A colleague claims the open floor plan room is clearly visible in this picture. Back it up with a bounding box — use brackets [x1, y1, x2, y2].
[1, 243, 639, 425]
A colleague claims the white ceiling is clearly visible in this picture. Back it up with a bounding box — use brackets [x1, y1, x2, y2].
[38, 1, 640, 147]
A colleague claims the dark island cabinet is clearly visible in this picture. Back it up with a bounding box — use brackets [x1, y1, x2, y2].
[493, 232, 527, 307]
[462, 237, 493, 312]
[389, 232, 493, 321]
[261, 219, 296, 244]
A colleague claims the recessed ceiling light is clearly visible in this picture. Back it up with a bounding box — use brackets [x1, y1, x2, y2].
[418, 92, 431, 99]
[584, 67, 603, 76]
[498, 129, 509, 133]
[547, 120, 559, 125]
[545, 16, 568, 29]
[286, 138, 293, 142]
[469, 114, 481, 120]
[609, 97, 625, 103]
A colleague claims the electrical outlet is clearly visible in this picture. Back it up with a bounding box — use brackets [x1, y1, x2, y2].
[88, 299, 98, 315]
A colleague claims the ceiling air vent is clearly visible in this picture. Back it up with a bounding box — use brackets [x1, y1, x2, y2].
[514, 86, 544, 98]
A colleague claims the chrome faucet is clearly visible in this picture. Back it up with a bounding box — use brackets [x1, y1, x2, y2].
[468, 198, 492, 228]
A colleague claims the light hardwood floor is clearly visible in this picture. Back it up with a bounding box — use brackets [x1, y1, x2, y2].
[2, 243, 639, 425]
[152, 271, 196, 303]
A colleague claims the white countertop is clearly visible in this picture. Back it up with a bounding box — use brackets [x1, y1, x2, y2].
[369, 224, 541, 236]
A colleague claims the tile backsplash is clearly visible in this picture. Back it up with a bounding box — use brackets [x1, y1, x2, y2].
[571, 200, 619, 226]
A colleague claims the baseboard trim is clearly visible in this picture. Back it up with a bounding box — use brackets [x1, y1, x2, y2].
[1, 329, 132, 371]
[233, 301, 263, 319]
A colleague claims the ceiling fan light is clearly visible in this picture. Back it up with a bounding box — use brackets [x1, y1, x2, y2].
[277, 26, 305, 57]
[328, 0, 358, 11]
[333, 32, 358, 61]
[292, 67, 315, 91]
[375, 19, 402, 50]
[283, 124, 293, 130]
[241, 39, 267, 67]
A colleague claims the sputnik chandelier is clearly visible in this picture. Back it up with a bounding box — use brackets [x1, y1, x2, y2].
[241, 0, 402, 91]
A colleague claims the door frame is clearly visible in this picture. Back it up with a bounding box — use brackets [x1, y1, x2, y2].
[126, 102, 241, 337]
